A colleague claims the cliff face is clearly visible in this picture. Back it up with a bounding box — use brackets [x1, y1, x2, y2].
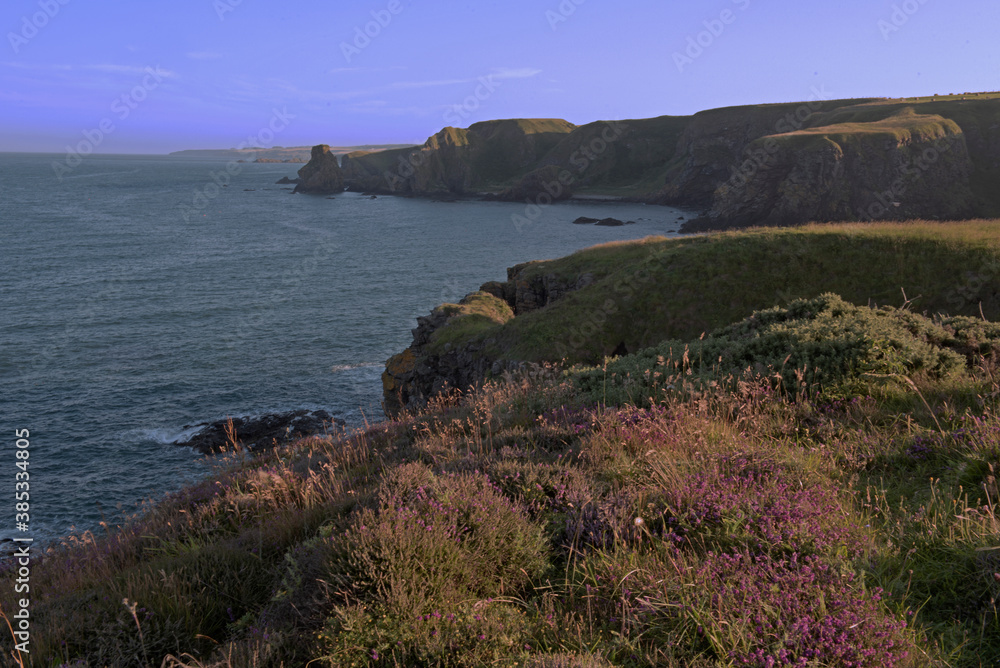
[308, 95, 1000, 225]
[382, 291, 516, 415]
[342, 119, 577, 196]
[381, 262, 596, 415]
[293, 145, 345, 194]
[703, 111, 977, 227]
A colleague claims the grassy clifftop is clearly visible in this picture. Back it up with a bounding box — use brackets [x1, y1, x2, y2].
[430, 222, 1000, 371]
[8, 222, 1000, 665]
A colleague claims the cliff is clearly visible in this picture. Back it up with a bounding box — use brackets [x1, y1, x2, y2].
[699, 108, 977, 228]
[342, 119, 578, 195]
[382, 263, 602, 414]
[383, 221, 1000, 413]
[292, 144, 346, 194]
[306, 94, 1000, 226]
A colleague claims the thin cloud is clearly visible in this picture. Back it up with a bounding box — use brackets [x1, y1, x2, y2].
[387, 69, 541, 90]
[327, 66, 407, 74]
[491, 67, 543, 80]
[1, 62, 176, 78]
[389, 78, 471, 90]
[87, 64, 177, 78]
[185, 52, 224, 61]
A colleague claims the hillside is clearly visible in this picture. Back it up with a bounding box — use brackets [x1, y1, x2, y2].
[384, 220, 1000, 414]
[7, 222, 1000, 666]
[306, 93, 1000, 228]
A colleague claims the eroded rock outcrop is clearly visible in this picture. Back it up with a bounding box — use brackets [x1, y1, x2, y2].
[176, 410, 345, 455]
[382, 293, 516, 415]
[382, 264, 598, 414]
[293, 145, 345, 194]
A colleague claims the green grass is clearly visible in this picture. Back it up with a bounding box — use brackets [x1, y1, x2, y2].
[440, 221, 1000, 366]
[425, 291, 515, 354]
[774, 108, 959, 145]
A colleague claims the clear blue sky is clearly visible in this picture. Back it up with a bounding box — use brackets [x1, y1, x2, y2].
[2, 0, 998, 154]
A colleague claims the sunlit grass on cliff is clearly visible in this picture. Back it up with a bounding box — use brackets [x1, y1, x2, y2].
[440, 220, 1000, 366]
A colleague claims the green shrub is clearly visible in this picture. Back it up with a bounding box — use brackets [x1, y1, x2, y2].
[575, 294, 993, 405]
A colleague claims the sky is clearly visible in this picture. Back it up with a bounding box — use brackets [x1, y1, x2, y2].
[1, 0, 998, 154]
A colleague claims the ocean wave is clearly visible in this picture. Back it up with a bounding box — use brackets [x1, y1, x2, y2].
[138, 424, 206, 445]
[331, 362, 383, 373]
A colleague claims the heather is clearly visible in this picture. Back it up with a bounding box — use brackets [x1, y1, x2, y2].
[3, 292, 999, 667]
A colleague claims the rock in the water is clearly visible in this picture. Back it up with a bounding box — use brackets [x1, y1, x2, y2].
[572, 216, 634, 226]
[176, 410, 344, 455]
[276, 176, 300, 185]
[293, 145, 346, 194]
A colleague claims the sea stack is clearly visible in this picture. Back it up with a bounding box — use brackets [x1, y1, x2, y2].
[293, 144, 345, 194]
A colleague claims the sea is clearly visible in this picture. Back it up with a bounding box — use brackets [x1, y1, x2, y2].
[0, 152, 689, 547]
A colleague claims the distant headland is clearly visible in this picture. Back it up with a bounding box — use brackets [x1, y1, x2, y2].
[166, 144, 418, 163]
[289, 91, 1000, 231]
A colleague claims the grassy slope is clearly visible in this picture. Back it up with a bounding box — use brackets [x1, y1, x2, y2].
[5, 223, 1000, 667]
[776, 108, 959, 144]
[540, 115, 692, 198]
[456, 221, 1000, 365]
